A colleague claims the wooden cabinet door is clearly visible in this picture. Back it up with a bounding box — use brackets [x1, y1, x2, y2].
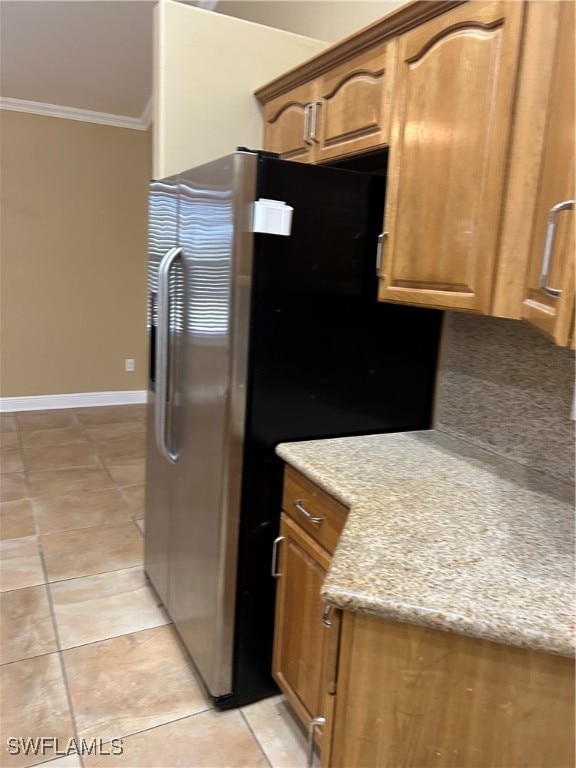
[521, 1, 575, 346]
[378, 1, 524, 311]
[273, 513, 331, 729]
[314, 41, 396, 163]
[263, 82, 317, 163]
[327, 613, 575, 768]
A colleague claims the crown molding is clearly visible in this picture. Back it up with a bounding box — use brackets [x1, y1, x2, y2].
[0, 97, 151, 131]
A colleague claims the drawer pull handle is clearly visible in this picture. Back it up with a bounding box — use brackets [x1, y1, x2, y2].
[294, 499, 325, 525]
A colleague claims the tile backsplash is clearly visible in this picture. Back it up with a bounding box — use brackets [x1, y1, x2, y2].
[435, 313, 575, 486]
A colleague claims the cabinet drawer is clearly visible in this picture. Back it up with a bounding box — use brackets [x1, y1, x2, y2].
[282, 466, 348, 555]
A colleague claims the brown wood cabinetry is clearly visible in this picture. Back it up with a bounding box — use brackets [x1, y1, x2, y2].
[325, 613, 575, 768]
[262, 81, 317, 163]
[314, 41, 396, 162]
[377, 1, 524, 312]
[520, 0, 575, 346]
[274, 466, 575, 767]
[256, 1, 575, 342]
[273, 513, 331, 731]
[262, 42, 395, 164]
[272, 467, 347, 742]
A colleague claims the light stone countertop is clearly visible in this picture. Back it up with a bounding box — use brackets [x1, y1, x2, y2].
[275, 430, 575, 657]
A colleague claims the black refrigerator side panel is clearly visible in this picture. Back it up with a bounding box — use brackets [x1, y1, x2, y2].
[230, 157, 442, 707]
[249, 157, 442, 446]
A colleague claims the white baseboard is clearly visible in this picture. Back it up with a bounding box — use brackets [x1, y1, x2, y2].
[0, 390, 147, 413]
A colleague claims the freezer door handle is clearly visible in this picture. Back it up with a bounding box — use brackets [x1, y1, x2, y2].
[155, 246, 182, 464]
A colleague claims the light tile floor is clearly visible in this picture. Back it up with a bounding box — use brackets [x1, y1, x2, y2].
[0, 405, 312, 768]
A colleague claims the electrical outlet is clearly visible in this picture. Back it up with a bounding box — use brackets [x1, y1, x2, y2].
[125, 358, 135, 372]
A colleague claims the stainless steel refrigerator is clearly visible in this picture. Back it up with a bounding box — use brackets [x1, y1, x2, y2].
[144, 150, 442, 708]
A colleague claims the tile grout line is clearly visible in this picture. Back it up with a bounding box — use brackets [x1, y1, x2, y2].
[239, 708, 275, 768]
[38, 620, 174, 656]
[32, 492, 86, 768]
[51, 706, 216, 757]
[4, 406, 146, 766]
[38, 559, 86, 768]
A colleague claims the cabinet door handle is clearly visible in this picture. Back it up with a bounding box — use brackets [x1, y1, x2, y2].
[322, 604, 333, 627]
[376, 231, 388, 276]
[307, 716, 326, 768]
[310, 101, 322, 143]
[303, 104, 312, 146]
[294, 499, 325, 525]
[271, 535, 284, 578]
[540, 200, 575, 297]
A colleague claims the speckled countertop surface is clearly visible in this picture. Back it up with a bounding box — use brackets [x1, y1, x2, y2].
[275, 430, 575, 657]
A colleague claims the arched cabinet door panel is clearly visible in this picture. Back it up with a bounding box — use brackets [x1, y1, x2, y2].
[314, 41, 396, 163]
[378, 1, 524, 312]
[263, 82, 318, 163]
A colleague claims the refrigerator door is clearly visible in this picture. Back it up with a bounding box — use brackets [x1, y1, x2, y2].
[144, 176, 181, 607]
[231, 156, 442, 706]
[168, 153, 258, 699]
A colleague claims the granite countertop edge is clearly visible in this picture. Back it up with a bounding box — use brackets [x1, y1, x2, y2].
[275, 430, 575, 659]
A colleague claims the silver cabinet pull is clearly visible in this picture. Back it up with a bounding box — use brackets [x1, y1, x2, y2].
[303, 104, 312, 146]
[322, 604, 333, 627]
[155, 246, 182, 464]
[310, 101, 321, 143]
[376, 231, 389, 276]
[293, 499, 325, 525]
[307, 716, 325, 768]
[271, 535, 284, 578]
[540, 200, 575, 297]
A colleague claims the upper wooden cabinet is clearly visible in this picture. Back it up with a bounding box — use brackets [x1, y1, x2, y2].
[377, 1, 524, 312]
[520, 0, 575, 346]
[314, 42, 396, 162]
[256, 0, 575, 343]
[263, 81, 317, 163]
[262, 41, 396, 164]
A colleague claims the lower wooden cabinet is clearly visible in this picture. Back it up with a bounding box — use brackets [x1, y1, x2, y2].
[273, 466, 575, 767]
[272, 512, 331, 731]
[325, 613, 575, 768]
[272, 467, 348, 757]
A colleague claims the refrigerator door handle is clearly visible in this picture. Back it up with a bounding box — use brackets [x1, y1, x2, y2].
[155, 246, 182, 464]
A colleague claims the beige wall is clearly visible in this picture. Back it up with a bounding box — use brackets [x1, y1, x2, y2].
[0, 111, 151, 397]
[155, 1, 326, 178]
[216, 1, 411, 43]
